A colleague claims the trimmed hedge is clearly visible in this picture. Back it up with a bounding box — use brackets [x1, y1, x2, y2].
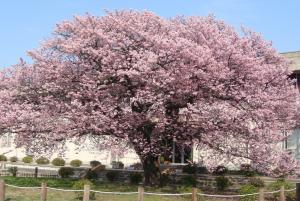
[90, 160, 101, 168]
[70, 159, 82, 167]
[52, 158, 65, 166]
[36, 157, 50, 165]
[0, 155, 7, 161]
[22, 156, 33, 163]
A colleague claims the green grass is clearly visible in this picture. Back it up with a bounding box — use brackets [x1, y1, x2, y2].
[1, 176, 198, 201]
[2, 176, 293, 201]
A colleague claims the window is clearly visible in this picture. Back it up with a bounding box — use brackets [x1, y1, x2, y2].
[0, 133, 12, 147]
[285, 128, 300, 159]
[289, 73, 300, 94]
[171, 140, 192, 164]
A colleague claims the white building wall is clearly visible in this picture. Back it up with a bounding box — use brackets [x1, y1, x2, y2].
[0, 134, 141, 167]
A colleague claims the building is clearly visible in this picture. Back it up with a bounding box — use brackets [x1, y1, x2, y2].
[281, 51, 300, 158]
[1, 51, 300, 166]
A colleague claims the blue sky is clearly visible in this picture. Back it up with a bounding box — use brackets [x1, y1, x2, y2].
[1, 0, 299, 68]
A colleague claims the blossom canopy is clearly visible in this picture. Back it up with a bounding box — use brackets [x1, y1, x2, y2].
[0, 11, 298, 179]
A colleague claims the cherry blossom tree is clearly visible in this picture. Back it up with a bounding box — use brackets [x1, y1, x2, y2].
[0, 11, 298, 185]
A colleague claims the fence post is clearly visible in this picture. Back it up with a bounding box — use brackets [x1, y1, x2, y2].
[192, 187, 197, 201]
[35, 167, 38, 178]
[138, 186, 144, 201]
[0, 180, 4, 201]
[40, 182, 47, 201]
[258, 188, 264, 201]
[279, 185, 285, 201]
[83, 184, 90, 201]
[297, 183, 300, 201]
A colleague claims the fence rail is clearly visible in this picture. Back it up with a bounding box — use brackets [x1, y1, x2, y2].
[0, 180, 297, 201]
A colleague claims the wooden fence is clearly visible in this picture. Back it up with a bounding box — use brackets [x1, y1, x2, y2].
[0, 179, 297, 201]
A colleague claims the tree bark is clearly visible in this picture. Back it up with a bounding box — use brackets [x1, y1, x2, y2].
[142, 155, 160, 186]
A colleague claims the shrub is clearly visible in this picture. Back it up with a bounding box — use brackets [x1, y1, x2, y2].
[240, 164, 256, 177]
[106, 171, 120, 182]
[86, 169, 98, 180]
[238, 184, 258, 201]
[129, 172, 143, 185]
[130, 162, 143, 170]
[90, 160, 101, 168]
[181, 175, 197, 187]
[159, 173, 171, 187]
[58, 167, 74, 178]
[215, 176, 231, 191]
[0, 155, 7, 161]
[160, 156, 165, 163]
[198, 166, 208, 174]
[268, 178, 295, 201]
[111, 161, 124, 169]
[9, 156, 18, 163]
[73, 179, 95, 200]
[249, 177, 264, 188]
[240, 164, 252, 172]
[8, 166, 18, 177]
[182, 164, 197, 174]
[22, 156, 33, 163]
[52, 158, 65, 166]
[70, 159, 82, 167]
[36, 157, 50, 165]
[213, 165, 228, 175]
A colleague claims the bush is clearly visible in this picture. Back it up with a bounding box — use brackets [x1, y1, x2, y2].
[181, 175, 197, 187]
[52, 158, 65, 166]
[22, 156, 33, 163]
[8, 166, 18, 177]
[182, 164, 197, 174]
[36, 157, 50, 165]
[215, 176, 231, 191]
[198, 166, 208, 174]
[213, 165, 228, 175]
[130, 162, 143, 170]
[73, 179, 95, 200]
[70, 159, 82, 167]
[90, 160, 101, 168]
[249, 177, 264, 188]
[10, 156, 18, 163]
[159, 173, 171, 187]
[111, 161, 124, 169]
[160, 156, 165, 163]
[240, 164, 256, 177]
[268, 178, 295, 201]
[85, 169, 98, 180]
[58, 167, 74, 178]
[0, 155, 7, 161]
[129, 172, 143, 185]
[238, 184, 258, 201]
[106, 171, 119, 182]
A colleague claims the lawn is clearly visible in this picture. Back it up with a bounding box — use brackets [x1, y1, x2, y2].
[1, 176, 292, 201]
[2, 176, 198, 201]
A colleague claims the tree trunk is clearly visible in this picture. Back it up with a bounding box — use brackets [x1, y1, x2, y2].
[142, 155, 160, 186]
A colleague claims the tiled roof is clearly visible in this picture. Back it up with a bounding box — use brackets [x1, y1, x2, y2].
[281, 51, 300, 71]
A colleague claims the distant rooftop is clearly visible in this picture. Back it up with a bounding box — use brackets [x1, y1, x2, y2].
[281, 51, 300, 71]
